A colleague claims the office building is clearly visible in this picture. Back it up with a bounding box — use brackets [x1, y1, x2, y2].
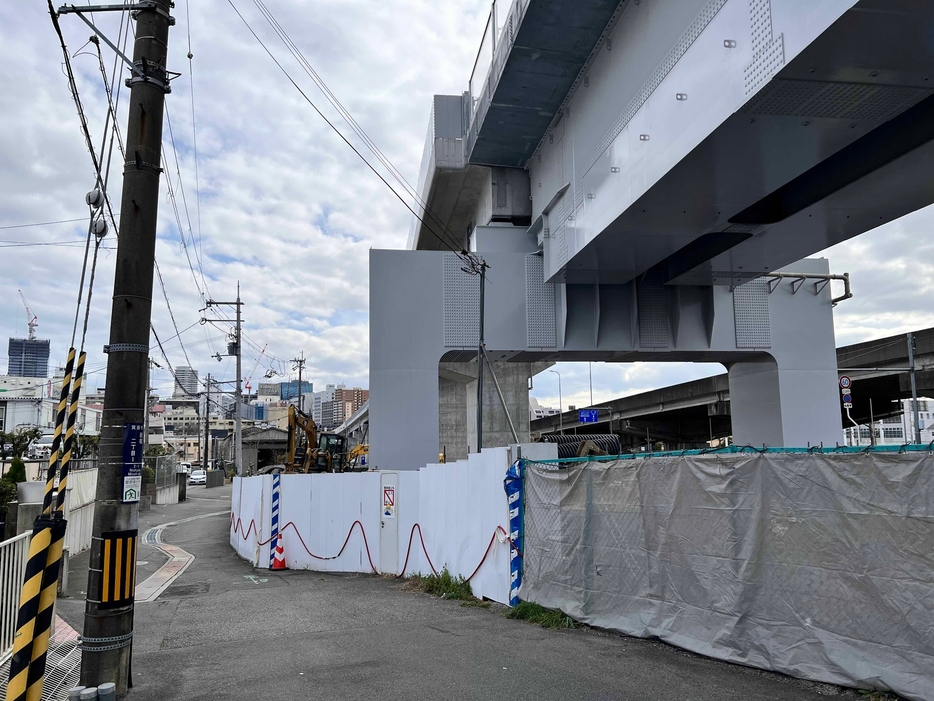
[173, 366, 199, 398]
[7, 338, 50, 378]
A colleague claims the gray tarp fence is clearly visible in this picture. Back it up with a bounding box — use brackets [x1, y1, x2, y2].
[522, 453, 934, 700]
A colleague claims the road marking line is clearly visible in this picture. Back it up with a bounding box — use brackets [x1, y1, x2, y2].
[135, 510, 229, 603]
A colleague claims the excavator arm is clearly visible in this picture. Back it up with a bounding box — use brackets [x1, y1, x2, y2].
[287, 404, 320, 472]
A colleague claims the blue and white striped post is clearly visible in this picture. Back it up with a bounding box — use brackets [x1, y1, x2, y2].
[504, 459, 523, 607]
[269, 472, 281, 569]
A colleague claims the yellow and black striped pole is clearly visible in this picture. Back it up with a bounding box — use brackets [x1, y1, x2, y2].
[41, 348, 75, 515]
[55, 353, 88, 511]
[20, 353, 85, 699]
[55, 351, 86, 513]
[4, 518, 53, 701]
[23, 517, 66, 701]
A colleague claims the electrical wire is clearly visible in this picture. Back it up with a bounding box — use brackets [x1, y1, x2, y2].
[249, 0, 466, 254]
[226, 0, 477, 267]
[164, 105, 210, 298]
[185, 0, 204, 265]
[0, 216, 120, 231]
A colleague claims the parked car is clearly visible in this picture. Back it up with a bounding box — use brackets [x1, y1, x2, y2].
[176, 462, 192, 475]
[189, 469, 207, 485]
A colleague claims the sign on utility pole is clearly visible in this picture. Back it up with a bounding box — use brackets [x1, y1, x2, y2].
[77, 0, 174, 693]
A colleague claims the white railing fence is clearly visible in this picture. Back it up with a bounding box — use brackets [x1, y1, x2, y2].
[0, 531, 31, 664]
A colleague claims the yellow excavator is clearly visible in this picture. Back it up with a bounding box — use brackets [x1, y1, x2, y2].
[286, 405, 348, 473]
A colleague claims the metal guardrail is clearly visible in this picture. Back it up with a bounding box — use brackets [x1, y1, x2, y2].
[0, 531, 32, 665]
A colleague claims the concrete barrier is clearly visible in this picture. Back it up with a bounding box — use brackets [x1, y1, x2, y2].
[205, 470, 225, 488]
[153, 483, 179, 506]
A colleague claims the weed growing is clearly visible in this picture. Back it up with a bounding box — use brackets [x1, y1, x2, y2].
[505, 601, 577, 629]
[406, 568, 476, 602]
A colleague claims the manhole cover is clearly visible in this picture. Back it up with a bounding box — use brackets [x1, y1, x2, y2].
[164, 582, 210, 597]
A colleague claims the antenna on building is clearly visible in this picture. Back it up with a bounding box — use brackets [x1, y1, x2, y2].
[18, 290, 38, 340]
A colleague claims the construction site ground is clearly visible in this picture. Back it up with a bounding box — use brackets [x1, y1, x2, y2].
[55, 484, 869, 700]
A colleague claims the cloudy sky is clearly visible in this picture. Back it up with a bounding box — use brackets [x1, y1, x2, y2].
[2, 1, 933, 412]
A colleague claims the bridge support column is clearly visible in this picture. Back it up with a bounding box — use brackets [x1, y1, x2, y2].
[728, 353, 841, 449]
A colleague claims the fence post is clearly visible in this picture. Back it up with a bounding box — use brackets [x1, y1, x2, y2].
[504, 457, 523, 607]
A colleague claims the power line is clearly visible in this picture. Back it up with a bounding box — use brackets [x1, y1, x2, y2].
[185, 0, 204, 266]
[250, 0, 466, 253]
[0, 216, 120, 231]
[0, 240, 115, 249]
[226, 0, 476, 266]
[164, 105, 211, 298]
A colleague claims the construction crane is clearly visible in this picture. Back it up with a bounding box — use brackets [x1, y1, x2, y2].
[18, 290, 38, 340]
[243, 343, 267, 393]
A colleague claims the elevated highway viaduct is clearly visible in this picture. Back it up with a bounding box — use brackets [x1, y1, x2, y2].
[369, 0, 934, 470]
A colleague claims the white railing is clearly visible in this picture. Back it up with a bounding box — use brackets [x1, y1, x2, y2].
[0, 531, 32, 664]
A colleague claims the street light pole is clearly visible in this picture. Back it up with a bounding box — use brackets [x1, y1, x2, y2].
[908, 332, 922, 444]
[550, 369, 563, 435]
[589, 362, 593, 407]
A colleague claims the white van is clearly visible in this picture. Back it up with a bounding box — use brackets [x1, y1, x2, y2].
[176, 461, 192, 475]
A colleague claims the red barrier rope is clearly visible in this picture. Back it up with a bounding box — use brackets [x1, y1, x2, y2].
[399, 523, 438, 577]
[230, 513, 377, 573]
[231, 512, 519, 583]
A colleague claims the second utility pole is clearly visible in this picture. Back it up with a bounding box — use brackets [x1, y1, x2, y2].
[79, 0, 173, 692]
[204, 373, 211, 469]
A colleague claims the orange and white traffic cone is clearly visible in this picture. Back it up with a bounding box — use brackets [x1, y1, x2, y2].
[272, 533, 287, 570]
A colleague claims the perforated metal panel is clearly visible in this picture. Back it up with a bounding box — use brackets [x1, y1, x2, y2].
[733, 279, 771, 348]
[638, 273, 669, 348]
[443, 253, 480, 347]
[742, 79, 934, 121]
[577, 0, 728, 203]
[554, 219, 569, 268]
[744, 0, 784, 96]
[526, 254, 557, 348]
[711, 271, 763, 285]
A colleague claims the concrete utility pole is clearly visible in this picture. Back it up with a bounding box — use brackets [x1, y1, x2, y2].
[80, 0, 173, 692]
[235, 285, 242, 474]
[291, 352, 306, 412]
[204, 373, 211, 469]
[206, 287, 243, 474]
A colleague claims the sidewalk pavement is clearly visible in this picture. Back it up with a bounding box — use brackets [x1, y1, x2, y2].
[57, 483, 869, 701]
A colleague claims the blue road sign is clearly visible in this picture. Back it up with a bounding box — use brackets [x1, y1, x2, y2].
[579, 409, 599, 423]
[842, 393, 852, 404]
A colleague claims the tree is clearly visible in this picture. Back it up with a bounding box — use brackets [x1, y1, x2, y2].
[0, 427, 43, 460]
[75, 434, 100, 459]
[4, 457, 27, 484]
[144, 444, 167, 457]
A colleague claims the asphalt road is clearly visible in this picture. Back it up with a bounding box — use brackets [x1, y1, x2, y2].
[60, 484, 863, 700]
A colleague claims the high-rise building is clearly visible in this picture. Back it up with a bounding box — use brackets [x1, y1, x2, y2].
[321, 386, 368, 429]
[173, 366, 199, 398]
[7, 338, 50, 378]
[279, 380, 313, 402]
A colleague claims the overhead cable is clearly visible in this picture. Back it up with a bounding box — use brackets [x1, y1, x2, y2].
[226, 0, 477, 267]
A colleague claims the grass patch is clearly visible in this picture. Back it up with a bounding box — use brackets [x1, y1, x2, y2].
[505, 601, 577, 629]
[858, 692, 902, 701]
[405, 568, 476, 602]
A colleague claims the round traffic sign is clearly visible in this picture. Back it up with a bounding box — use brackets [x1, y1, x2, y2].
[839, 375, 851, 389]
[842, 393, 852, 404]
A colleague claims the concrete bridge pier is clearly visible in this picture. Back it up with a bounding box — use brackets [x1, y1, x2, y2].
[369, 250, 841, 471]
